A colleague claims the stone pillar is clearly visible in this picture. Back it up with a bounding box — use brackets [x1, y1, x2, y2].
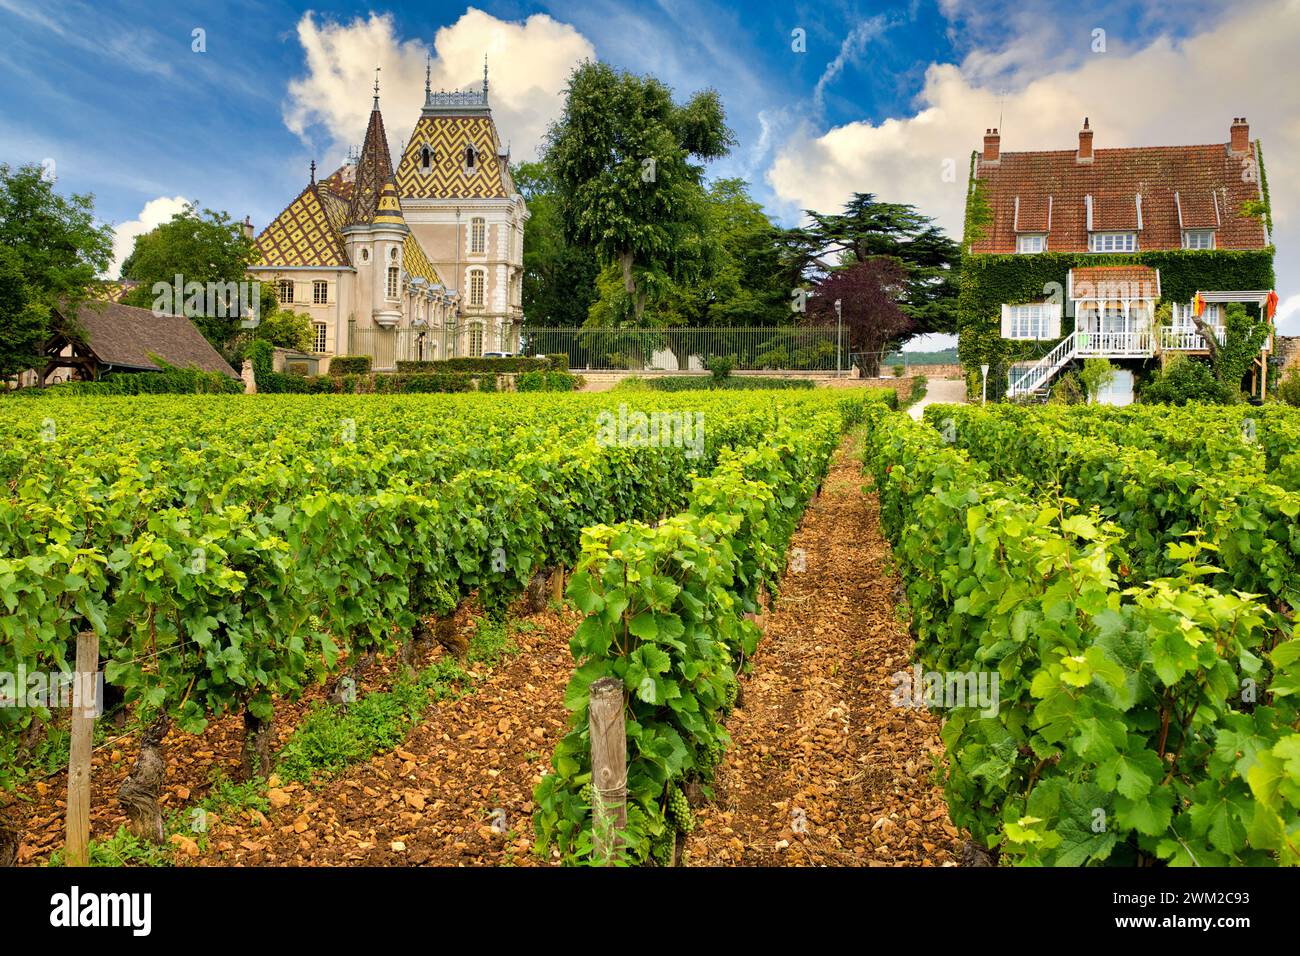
[241, 358, 257, 394]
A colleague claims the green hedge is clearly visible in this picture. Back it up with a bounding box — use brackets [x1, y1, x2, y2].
[328, 355, 373, 376]
[643, 376, 816, 392]
[11, 366, 242, 397]
[396, 357, 550, 374]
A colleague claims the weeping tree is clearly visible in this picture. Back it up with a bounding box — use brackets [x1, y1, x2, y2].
[546, 61, 734, 324]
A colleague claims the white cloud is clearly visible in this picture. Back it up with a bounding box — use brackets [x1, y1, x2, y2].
[283, 8, 595, 170]
[766, 0, 1300, 333]
[107, 195, 190, 279]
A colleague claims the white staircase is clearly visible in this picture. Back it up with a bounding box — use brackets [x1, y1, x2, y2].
[1008, 331, 1078, 399]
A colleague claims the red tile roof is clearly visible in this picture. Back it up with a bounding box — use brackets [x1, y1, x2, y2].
[972, 139, 1268, 254]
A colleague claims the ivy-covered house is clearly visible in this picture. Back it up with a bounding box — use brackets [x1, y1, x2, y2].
[959, 117, 1277, 402]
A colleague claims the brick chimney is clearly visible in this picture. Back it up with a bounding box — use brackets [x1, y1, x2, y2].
[241, 215, 254, 240]
[1077, 117, 1094, 164]
[982, 128, 1000, 164]
[1230, 116, 1250, 155]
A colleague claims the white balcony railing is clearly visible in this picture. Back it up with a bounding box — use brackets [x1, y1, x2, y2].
[1074, 330, 1153, 356]
[1160, 326, 1225, 351]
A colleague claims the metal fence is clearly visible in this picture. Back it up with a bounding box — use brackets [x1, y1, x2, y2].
[348, 325, 463, 369]
[518, 326, 846, 372]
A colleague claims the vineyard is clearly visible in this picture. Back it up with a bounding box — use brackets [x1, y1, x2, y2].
[5, 388, 1300, 871]
[864, 401, 1300, 865]
[0, 388, 883, 865]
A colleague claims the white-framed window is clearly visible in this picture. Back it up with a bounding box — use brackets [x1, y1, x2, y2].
[1017, 234, 1046, 254]
[468, 269, 485, 307]
[1000, 303, 1061, 340]
[468, 323, 484, 357]
[313, 280, 328, 305]
[312, 323, 327, 353]
[386, 267, 399, 300]
[470, 217, 486, 254]
[277, 279, 294, 304]
[1089, 232, 1137, 253]
[1183, 229, 1215, 250]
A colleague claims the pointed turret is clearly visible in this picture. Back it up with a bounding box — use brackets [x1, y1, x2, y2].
[347, 78, 398, 228]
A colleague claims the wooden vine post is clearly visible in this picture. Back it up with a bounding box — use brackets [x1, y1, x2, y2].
[588, 676, 627, 865]
[66, 629, 99, 867]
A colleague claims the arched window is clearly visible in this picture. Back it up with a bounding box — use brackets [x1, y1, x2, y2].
[470, 217, 486, 254]
[420, 146, 431, 170]
[464, 145, 476, 169]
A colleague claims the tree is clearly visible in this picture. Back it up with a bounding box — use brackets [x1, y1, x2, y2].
[516, 160, 599, 326]
[546, 61, 733, 324]
[806, 259, 913, 375]
[1080, 358, 1116, 403]
[119, 203, 256, 350]
[0, 247, 49, 381]
[782, 193, 960, 335]
[583, 178, 790, 332]
[0, 162, 114, 373]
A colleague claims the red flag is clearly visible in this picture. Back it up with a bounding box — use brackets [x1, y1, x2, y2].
[1266, 290, 1279, 320]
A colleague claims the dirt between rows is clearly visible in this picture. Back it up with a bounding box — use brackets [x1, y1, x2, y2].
[686, 432, 961, 866]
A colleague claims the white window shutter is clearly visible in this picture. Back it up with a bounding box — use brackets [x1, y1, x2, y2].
[1046, 303, 1062, 338]
[1000, 304, 1013, 338]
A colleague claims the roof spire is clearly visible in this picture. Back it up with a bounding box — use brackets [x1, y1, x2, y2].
[483, 54, 489, 100]
[310, 159, 316, 184]
[372, 65, 381, 109]
[425, 55, 431, 95]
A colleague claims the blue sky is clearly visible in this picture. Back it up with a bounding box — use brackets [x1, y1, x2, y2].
[2, 0, 1296, 333]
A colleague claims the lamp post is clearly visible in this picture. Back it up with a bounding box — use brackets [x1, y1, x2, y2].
[980, 363, 990, 406]
[834, 298, 843, 376]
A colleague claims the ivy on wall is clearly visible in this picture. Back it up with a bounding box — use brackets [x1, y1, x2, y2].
[957, 247, 1276, 400]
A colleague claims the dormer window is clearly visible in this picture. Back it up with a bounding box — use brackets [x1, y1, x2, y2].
[420, 146, 431, 170]
[1017, 234, 1046, 254]
[464, 145, 477, 171]
[1089, 232, 1137, 253]
[1182, 229, 1215, 250]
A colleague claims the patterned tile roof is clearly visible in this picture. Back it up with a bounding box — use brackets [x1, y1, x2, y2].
[348, 107, 397, 227]
[972, 136, 1268, 254]
[318, 164, 356, 202]
[403, 233, 441, 286]
[396, 114, 509, 200]
[253, 183, 351, 268]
